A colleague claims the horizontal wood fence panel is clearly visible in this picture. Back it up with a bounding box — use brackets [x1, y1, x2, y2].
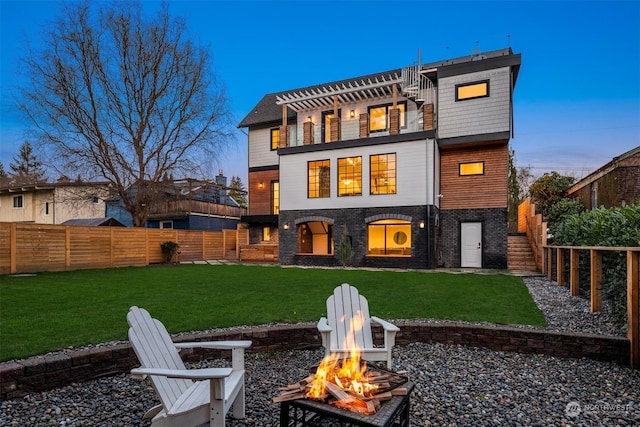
[176, 230, 204, 262]
[1, 222, 240, 274]
[69, 226, 112, 270]
[112, 228, 148, 267]
[16, 224, 66, 273]
[0, 223, 11, 275]
[204, 232, 224, 259]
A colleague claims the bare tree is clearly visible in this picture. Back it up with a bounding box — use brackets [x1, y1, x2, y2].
[18, 1, 233, 226]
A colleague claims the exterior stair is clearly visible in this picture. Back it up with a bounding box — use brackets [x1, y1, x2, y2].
[507, 234, 538, 272]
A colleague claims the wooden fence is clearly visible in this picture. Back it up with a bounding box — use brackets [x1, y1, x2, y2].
[0, 222, 249, 275]
[543, 245, 640, 368]
[518, 198, 546, 270]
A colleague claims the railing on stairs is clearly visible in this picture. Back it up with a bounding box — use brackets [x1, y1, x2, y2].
[401, 65, 435, 104]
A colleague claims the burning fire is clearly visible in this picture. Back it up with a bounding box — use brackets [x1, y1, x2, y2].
[306, 311, 379, 413]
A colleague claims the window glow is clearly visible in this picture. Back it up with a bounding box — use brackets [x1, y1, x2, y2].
[338, 157, 362, 197]
[456, 81, 489, 101]
[370, 153, 396, 195]
[459, 162, 484, 176]
[367, 219, 411, 256]
[308, 160, 331, 198]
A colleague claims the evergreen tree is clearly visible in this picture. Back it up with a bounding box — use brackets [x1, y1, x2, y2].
[9, 141, 47, 184]
[229, 176, 247, 208]
[0, 161, 10, 186]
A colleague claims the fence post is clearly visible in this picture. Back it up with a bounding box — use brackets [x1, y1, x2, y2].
[547, 248, 553, 281]
[557, 248, 565, 286]
[65, 226, 71, 270]
[570, 249, 580, 296]
[10, 222, 17, 274]
[590, 249, 603, 312]
[628, 250, 639, 368]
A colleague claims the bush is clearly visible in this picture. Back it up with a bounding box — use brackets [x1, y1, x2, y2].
[551, 202, 640, 330]
[160, 241, 180, 263]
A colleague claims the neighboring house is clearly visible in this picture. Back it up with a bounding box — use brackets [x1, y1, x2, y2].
[567, 145, 640, 209]
[106, 172, 247, 230]
[239, 47, 521, 269]
[0, 181, 112, 225]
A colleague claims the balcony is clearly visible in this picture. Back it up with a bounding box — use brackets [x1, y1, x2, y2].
[276, 66, 435, 148]
[147, 199, 246, 219]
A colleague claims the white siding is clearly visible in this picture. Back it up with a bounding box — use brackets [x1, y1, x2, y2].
[437, 67, 511, 139]
[248, 127, 280, 168]
[292, 98, 420, 145]
[280, 138, 435, 211]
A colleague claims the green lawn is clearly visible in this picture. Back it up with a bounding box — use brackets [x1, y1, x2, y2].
[0, 264, 546, 361]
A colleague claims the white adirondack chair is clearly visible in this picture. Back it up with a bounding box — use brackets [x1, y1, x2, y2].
[127, 306, 252, 427]
[317, 283, 400, 369]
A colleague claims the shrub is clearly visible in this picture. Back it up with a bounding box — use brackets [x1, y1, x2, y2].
[160, 241, 180, 263]
[551, 202, 640, 330]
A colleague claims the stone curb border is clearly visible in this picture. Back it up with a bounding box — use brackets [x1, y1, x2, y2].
[0, 322, 629, 400]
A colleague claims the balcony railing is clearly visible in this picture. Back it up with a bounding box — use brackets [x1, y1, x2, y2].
[148, 199, 246, 219]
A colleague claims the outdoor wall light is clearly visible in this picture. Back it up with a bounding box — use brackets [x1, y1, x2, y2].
[307, 116, 312, 123]
[349, 109, 356, 118]
[283, 223, 289, 230]
[419, 220, 425, 229]
[258, 182, 264, 189]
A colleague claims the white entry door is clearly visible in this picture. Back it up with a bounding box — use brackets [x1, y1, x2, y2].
[461, 222, 482, 268]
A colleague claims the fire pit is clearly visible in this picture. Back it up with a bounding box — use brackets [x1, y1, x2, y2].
[275, 354, 413, 426]
[275, 308, 413, 425]
[279, 380, 414, 427]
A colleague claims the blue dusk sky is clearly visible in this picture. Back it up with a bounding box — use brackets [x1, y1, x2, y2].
[1, 0, 639, 184]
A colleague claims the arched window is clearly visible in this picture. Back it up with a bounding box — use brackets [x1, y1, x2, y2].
[297, 221, 334, 255]
[367, 219, 411, 256]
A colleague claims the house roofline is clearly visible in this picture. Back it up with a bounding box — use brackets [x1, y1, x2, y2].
[567, 145, 640, 195]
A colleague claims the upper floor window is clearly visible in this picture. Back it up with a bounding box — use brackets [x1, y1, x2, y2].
[455, 80, 490, 101]
[308, 160, 330, 198]
[45, 202, 50, 216]
[370, 153, 396, 195]
[270, 128, 280, 150]
[368, 102, 406, 133]
[271, 181, 280, 214]
[459, 161, 484, 176]
[13, 195, 23, 209]
[338, 156, 362, 197]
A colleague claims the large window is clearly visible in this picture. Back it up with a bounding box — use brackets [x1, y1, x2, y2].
[308, 160, 331, 198]
[338, 156, 362, 197]
[271, 181, 279, 214]
[297, 221, 333, 255]
[270, 128, 280, 150]
[455, 80, 489, 101]
[370, 153, 396, 195]
[367, 219, 411, 256]
[368, 102, 406, 133]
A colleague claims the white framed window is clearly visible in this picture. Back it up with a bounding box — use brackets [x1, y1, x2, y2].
[13, 195, 23, 209]
[160, 220, 173, 229]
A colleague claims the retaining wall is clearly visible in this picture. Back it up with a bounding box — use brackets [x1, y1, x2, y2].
[0, 322, 630, 400]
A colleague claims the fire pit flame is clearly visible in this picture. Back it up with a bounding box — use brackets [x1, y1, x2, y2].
[274, 310, 408, 417]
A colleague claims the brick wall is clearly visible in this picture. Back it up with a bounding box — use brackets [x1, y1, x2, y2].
[440, 208, 507, 268]
[1, 322, 629, 400]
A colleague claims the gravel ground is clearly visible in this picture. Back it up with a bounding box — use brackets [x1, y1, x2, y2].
[1, 276, 639, 426]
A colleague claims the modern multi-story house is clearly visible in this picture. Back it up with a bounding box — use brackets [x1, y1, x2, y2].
[239, 48, 521, 269]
